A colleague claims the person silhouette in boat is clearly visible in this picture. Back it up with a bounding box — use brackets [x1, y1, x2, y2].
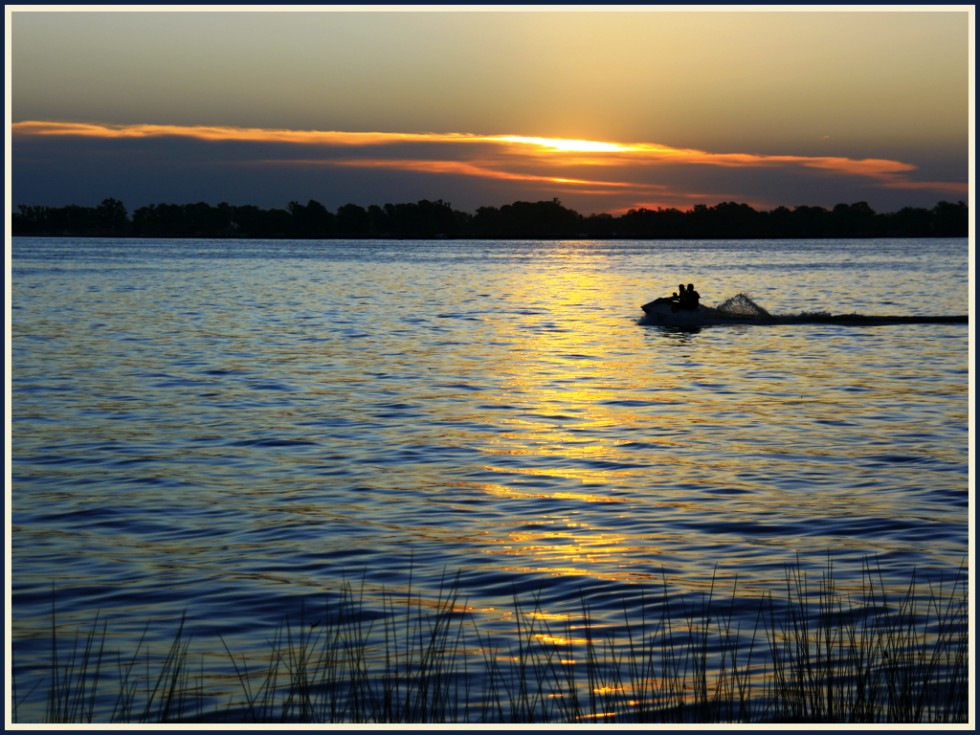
[677, 283, 701, 311]
[669, 283, 685, 312]
[644, 283, 699, 314]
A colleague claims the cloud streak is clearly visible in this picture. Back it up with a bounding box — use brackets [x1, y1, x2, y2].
[11, 120, 967, 213]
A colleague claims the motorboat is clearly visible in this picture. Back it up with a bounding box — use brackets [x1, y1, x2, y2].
[640, 299, 742, 326]
[640, 293, 773, 327]
[640, 294, 968, 328]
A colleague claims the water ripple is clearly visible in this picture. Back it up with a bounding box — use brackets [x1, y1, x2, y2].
[10, 237, 968, 722]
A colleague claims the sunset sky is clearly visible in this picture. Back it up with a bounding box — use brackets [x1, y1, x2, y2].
[6, 6, 974, 216]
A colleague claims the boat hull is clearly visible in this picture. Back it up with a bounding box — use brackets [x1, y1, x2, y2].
[639, 301, 740, 326]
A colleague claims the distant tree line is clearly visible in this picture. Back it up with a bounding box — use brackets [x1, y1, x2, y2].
[12, 197, 969, 239]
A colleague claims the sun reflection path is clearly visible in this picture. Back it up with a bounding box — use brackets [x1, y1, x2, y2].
[456, 265, 670, 587]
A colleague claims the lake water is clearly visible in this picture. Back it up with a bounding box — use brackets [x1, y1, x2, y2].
[9, 237, 971, 722]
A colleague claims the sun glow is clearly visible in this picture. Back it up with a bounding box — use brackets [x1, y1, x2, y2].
[492, 135, 636, 154]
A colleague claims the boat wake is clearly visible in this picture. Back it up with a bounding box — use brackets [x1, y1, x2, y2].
[640, 293, 969, 328]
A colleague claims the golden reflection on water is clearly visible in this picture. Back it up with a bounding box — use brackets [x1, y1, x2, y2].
[469, 256, 968, 591]
[460, 265, 739, 588]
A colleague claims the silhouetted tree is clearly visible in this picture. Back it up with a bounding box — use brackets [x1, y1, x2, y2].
[382, 200, 462, 238]
[335, 203, 370, 237]
[882, 206, 934, 236]
[289, 199, 335, 238]
[617, 207, 685, 238]
[788, 205, 833, 237]
[13, 205, 51, 235]
[367, 204, 388, 237]
[708, 202, 766, 237]
[766, 206, 795, 237]
[470, 199, 582, 239]
[132, 202, 231, 236]
[12, 197, 969, 240]
[226, 204, 290, 236]
[583, 212, 617, 239]
[831, 201, 876, 237]
[95, 198, 129, 235]
[931, 201, 968, 237]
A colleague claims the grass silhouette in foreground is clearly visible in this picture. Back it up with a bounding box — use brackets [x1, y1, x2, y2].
[16, 558, 968, 724]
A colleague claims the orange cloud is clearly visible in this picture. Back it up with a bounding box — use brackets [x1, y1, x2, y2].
[879, 179, 969, 194]
[329, 158, 581, 184]
[11, 120, 489, 147]
[12, 120, 959, 201]
[278, 157, 654, 190]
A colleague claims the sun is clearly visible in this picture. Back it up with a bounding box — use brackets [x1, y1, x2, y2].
[493, 135, 634, 154]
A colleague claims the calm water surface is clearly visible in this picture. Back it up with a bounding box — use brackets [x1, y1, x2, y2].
[10, 237, 971, 721]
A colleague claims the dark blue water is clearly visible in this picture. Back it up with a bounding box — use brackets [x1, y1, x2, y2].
[10, 237, 970, 722]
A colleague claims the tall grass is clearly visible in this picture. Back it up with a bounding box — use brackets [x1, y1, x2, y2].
[13, 559, 969, 724]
